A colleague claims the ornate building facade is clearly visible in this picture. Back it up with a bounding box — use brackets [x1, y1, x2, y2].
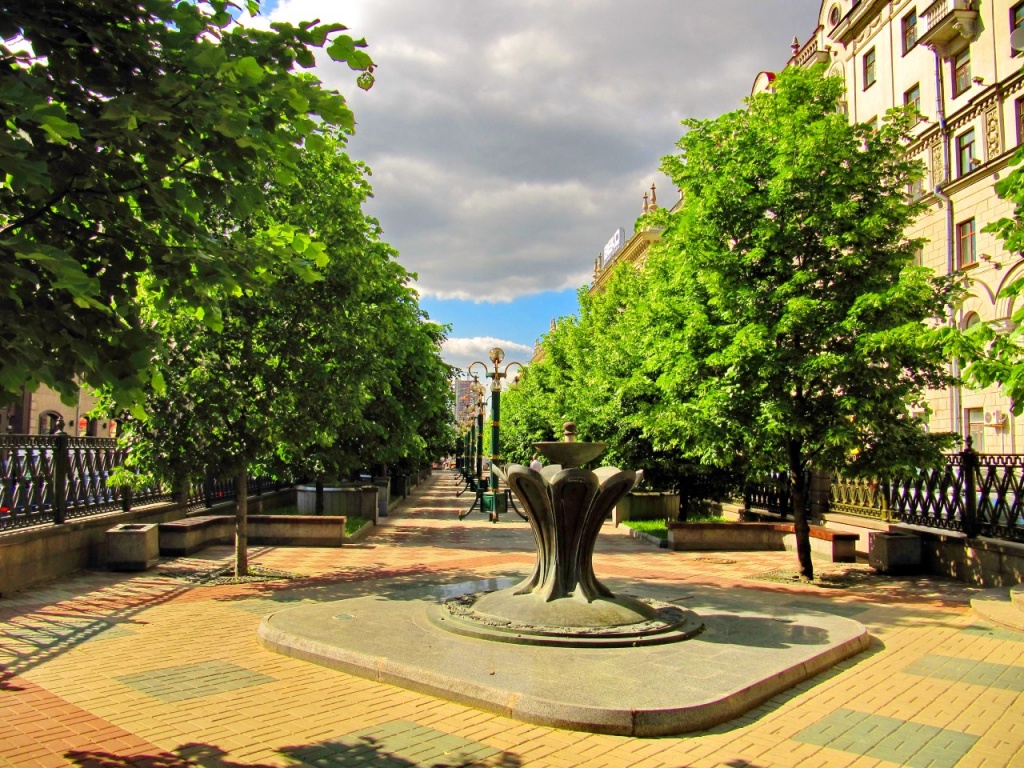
[759, 0, 1024, 452]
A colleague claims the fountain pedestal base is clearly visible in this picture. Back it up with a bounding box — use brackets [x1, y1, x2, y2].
[431, 589, 703, 647]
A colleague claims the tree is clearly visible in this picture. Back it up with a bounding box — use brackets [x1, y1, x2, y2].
[643, 65, 961, 579]
[502, 267, 708, 501]
[1, 0, 374, 410]
[113, 136, 454, 574]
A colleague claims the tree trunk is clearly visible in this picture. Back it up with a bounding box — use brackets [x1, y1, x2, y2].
[235, 469, 248, 577]
[315, 477, 324, 515]
[175, 473, 189, 512]
[788, 440, 814, 581]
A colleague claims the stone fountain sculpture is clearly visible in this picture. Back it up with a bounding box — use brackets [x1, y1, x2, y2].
[432, 423, 702, 646]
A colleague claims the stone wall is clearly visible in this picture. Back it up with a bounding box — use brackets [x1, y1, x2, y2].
[0, 490, 292, 597]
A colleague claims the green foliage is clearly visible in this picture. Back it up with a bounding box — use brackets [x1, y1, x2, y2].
[111, 136, 454, 493]
[646, 65, 961, 482]
[0, 0, 375, 410]
[502, 267, 709, 495]
[510, 66, 962, 580]
[620, 520, 669, 540]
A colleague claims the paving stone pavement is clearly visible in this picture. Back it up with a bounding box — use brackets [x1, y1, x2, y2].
[2, 473, 1023, 767]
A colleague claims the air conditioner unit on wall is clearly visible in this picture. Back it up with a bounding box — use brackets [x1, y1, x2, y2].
[984, 409, 1008, 427]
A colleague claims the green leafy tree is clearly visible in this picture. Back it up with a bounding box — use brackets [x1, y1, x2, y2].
[644, 65, 961, 579]
[1, 0, 374, 410]
[114, 136, 453, 574]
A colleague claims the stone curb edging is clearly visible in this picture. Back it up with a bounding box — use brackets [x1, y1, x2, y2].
[345, 519, 375, 544]
[621, 526, 668, 549]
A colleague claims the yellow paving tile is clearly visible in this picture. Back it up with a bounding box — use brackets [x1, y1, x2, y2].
[3, 475, 1021, 768]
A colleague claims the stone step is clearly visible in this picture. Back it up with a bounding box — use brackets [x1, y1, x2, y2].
[1011, 583, 1024, 610]
[971, 586, 1024, 634]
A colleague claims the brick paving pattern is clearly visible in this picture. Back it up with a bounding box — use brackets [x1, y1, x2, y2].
[2, 473, 1023, 767]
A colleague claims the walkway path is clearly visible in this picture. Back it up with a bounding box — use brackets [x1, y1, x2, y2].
[1, 473, 1021, 767]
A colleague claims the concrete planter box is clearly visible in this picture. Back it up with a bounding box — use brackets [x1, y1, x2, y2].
[295, 485, 378, 523]
[667, 522, 859, 563]
[106, 523, 160, 571]
[614, 491, 679, 525]
[869, 532, 922, 575]
[159, 514, 346, 556]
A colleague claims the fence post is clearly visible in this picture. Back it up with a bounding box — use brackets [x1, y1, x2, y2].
[962, 436, 979, 538]
[203, 473, 214, 508]
[880, 479, 892, 523]
[121, 486, 134, 513]
[53, 429, 68, 525]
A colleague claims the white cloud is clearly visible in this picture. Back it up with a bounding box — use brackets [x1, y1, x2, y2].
[443, 336, 535, 377]
[262, 0, 822, 306]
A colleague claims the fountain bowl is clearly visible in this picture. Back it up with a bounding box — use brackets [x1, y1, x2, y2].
[533, 440, 606, 468]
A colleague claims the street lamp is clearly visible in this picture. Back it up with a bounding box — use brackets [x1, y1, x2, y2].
[470, 375, 487, 482]
[468, 347, 523, 519]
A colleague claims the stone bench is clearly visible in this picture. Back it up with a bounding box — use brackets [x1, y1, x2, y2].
[159, 514, 346, 556]
[666, 522, 858, 563]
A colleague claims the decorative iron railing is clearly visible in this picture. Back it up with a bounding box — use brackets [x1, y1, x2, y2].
[830, 475, 889, 521]
[754, 442, 1024, 544]
[974, 453, 1024, 540]
[0, 433, 287, 533]
[886, 456, 967, 533]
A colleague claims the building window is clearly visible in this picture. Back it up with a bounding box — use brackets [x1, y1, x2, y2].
[904, 83, 921, 118]
[903, 10, 918, 55]
[957, 218, 977, 268]
[39, 412, 61, 435]
[829, 5, 841, 26]
[1017, 98, 1024, 145]
[966, 407, 985, 451]
[863, 47, 876, 89]
[914, 246, 925, 266]
[1013, 2, 1024, 56]
[953, 48, 971, 97]
[956, 128, 976, 176]
[907, 178, 926, 201]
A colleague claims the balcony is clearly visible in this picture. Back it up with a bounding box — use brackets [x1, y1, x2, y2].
[918, 0, 979, 57]
[793, 39, 831, 69]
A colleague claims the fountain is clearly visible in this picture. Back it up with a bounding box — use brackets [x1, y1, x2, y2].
[431, 423, 702, 646]
[257, 422, 870, 736]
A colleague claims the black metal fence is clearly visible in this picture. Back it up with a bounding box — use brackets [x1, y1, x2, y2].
[0, 433, 285, 533]
[743, 471, 794, 518]
[746, 442, 1024, 544]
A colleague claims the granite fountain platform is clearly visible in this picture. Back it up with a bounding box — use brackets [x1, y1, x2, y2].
[258, 575, 869, 737]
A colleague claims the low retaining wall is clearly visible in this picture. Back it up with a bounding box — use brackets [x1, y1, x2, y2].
[667, 522, 858, 563]
[890, 525, 1024, 587]
[159, 514, 346, 556]
[613, 492, 680, 525]
[0, 490, 291, 596]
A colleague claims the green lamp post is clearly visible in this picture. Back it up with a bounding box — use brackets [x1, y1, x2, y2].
[471, 347, 523, 520]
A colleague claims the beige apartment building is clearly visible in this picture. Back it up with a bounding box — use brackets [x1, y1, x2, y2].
[757, 0, 1024, 452]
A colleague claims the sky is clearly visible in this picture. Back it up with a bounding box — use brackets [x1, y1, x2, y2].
[254, 0, 824, 376]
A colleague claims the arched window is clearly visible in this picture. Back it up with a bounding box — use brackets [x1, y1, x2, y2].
[39, 411, 62, 434]
[829, 5, 841, 26]
[963, 312, 981, 330]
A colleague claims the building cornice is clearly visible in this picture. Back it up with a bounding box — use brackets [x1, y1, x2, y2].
[589, 228, 662, 294]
